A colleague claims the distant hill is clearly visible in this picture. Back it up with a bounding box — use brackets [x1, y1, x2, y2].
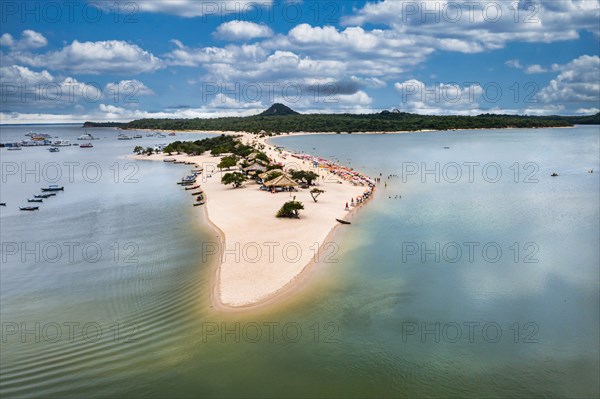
[258, 103, 299, 116]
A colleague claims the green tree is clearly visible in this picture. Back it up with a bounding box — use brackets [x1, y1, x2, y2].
[145, 147, 154, 156]
[133, 146, 144, 155]
[218, 156, 238, 170]
[310, 188, 325, 202]
[262, 171, 282, 181]
[290, 170, 319, 185]
[276, 200, 304, 218]
[221, 172, 245, 188]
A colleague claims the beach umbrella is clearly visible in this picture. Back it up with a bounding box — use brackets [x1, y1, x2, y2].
[259, 169, 283, 180]
[264, 174, 299, 188]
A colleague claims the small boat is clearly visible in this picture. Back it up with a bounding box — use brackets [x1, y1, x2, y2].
[78, 133, 97, 140]
[173, 161, 186, 164]
[34, 194, 52, 199]
[163, 158, 176, 163]
[336, 218, 351, 225]
[20, 206, 39, 211]
[192, 169, 203, 173]
[41, 185, 64, 192]
[191, 191, 203, 196]
[444, 146, 450, 149]
[28, 198, 43, 203]
[146, 133, 155, 137]
[118, 134, 133, 140]
[7, 146, 22, 151]
[196, 195, 205, 201]
[193, 202, 205, 207]
[168, 132, 176, 136]
[551, 172, 559, 177]
[0, 203, 6, 206]
[48, 147, 60, 152]
[52, 140, 71, 146]
[133, 134, 143, 139]
[185, 185, 201, 191]
[80, 143, 94, 148]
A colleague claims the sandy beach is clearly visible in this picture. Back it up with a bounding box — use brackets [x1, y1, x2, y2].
[133, 131, 373, 309]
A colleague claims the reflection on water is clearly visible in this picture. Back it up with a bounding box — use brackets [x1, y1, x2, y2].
[1, 125, 599, 398]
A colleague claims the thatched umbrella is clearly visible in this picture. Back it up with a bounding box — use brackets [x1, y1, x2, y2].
[259, 169, 283, 180]
[264, 174, 299, 188]
[243, 163, 267, 173]
[246, 152, 260, 161]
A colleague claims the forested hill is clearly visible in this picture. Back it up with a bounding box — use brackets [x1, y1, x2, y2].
[86, 106, 599, 132]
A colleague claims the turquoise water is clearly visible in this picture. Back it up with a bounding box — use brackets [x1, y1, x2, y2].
[1, 125, 599, 398]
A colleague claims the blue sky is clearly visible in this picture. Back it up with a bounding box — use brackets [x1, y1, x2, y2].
[1, 0, 599, 123]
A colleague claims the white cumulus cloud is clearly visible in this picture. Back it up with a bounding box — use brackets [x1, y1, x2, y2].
[214, 21, 274, 41]
[0, 30, 47, 49]
[7, 40, 163, 75]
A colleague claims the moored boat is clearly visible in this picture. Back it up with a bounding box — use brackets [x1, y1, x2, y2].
[20, 206, 39, 211]
[163, 158, 176, 163]
[80, 143, 94, 148]
[336, 218, 351, 225]
[78, 133, 97, 140]
[48, 147, 60, 152]
[185, 185, 200, 190]
[41, 185, 64, 192]
[28, 198, 43, 203]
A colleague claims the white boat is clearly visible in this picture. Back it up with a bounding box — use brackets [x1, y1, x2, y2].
[52, 140, 71, 146]
[48, 147, 60, 152]
[7, 146, 22, 151]
[78, 133, 97, 140]
[118, 134, 133, 140]
[133, 134, 143, 139]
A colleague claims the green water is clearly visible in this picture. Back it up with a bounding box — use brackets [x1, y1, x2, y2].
[1, 126, 599, 398]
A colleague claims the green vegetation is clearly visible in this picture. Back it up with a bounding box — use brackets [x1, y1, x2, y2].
[310, 188, 325, 203]
[133, 146, 144, 155]
[218, 156, 238, 170]
[276, 200, 304, 218]
[82, 121, 125, 128]
[162, 134, 254, 157]
[120, 105, 599, 133]
[289, 170, 319, 186]
[262, 170, 283, 181]
[221, 172, 246, 188]
[144, 147, 154, 156]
